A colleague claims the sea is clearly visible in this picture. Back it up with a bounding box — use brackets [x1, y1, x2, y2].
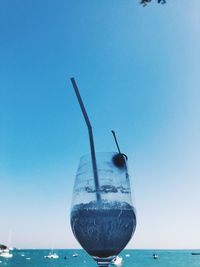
[0, 249, 200, 267]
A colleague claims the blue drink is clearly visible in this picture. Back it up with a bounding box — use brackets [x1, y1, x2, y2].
[71, 200, 136, 258]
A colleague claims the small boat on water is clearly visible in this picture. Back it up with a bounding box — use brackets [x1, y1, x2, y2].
[111, 256, 123, 265]
[0, 249, 13, 258]
[72, 252, 78, 257]
[153, 253, 158, 259]
[44, 236, 59, 259]
[191, 252, 200, 255]
[0, 245, 13, 258]
[44, 252, 59, 259]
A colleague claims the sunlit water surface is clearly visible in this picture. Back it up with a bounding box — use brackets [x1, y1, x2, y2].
[0, 249, 200, 267]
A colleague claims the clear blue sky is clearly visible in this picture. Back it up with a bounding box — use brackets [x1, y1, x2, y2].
[0, 0, 200, 249]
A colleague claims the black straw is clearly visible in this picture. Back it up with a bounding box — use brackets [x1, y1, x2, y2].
[70, 78, 101, 202]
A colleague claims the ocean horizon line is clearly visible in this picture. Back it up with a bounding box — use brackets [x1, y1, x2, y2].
[11, 248, 200, 251]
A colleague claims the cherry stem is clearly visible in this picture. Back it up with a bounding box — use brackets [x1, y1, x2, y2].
[111, 130, 121, 154]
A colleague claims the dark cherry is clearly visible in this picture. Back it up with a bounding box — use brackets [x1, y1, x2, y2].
[112, 153, 127, 169]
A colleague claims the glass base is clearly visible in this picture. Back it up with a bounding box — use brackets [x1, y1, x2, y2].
[93, 255, 115, 267]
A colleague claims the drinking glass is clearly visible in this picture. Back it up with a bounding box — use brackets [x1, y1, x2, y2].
[70, 152, 136, 267]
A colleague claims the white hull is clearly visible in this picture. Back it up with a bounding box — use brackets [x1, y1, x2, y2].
[111, 256, 123, 265]
[44, 253, 59, 259]
[0, 250, 13, 258]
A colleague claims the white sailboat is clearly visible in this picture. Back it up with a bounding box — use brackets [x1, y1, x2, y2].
[0, 231, 13, 258]
[44, 251, 59, 259]
[111, 256, 123, 265]
[0, 248, 13, 258]
[44, 234, 59, 259]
